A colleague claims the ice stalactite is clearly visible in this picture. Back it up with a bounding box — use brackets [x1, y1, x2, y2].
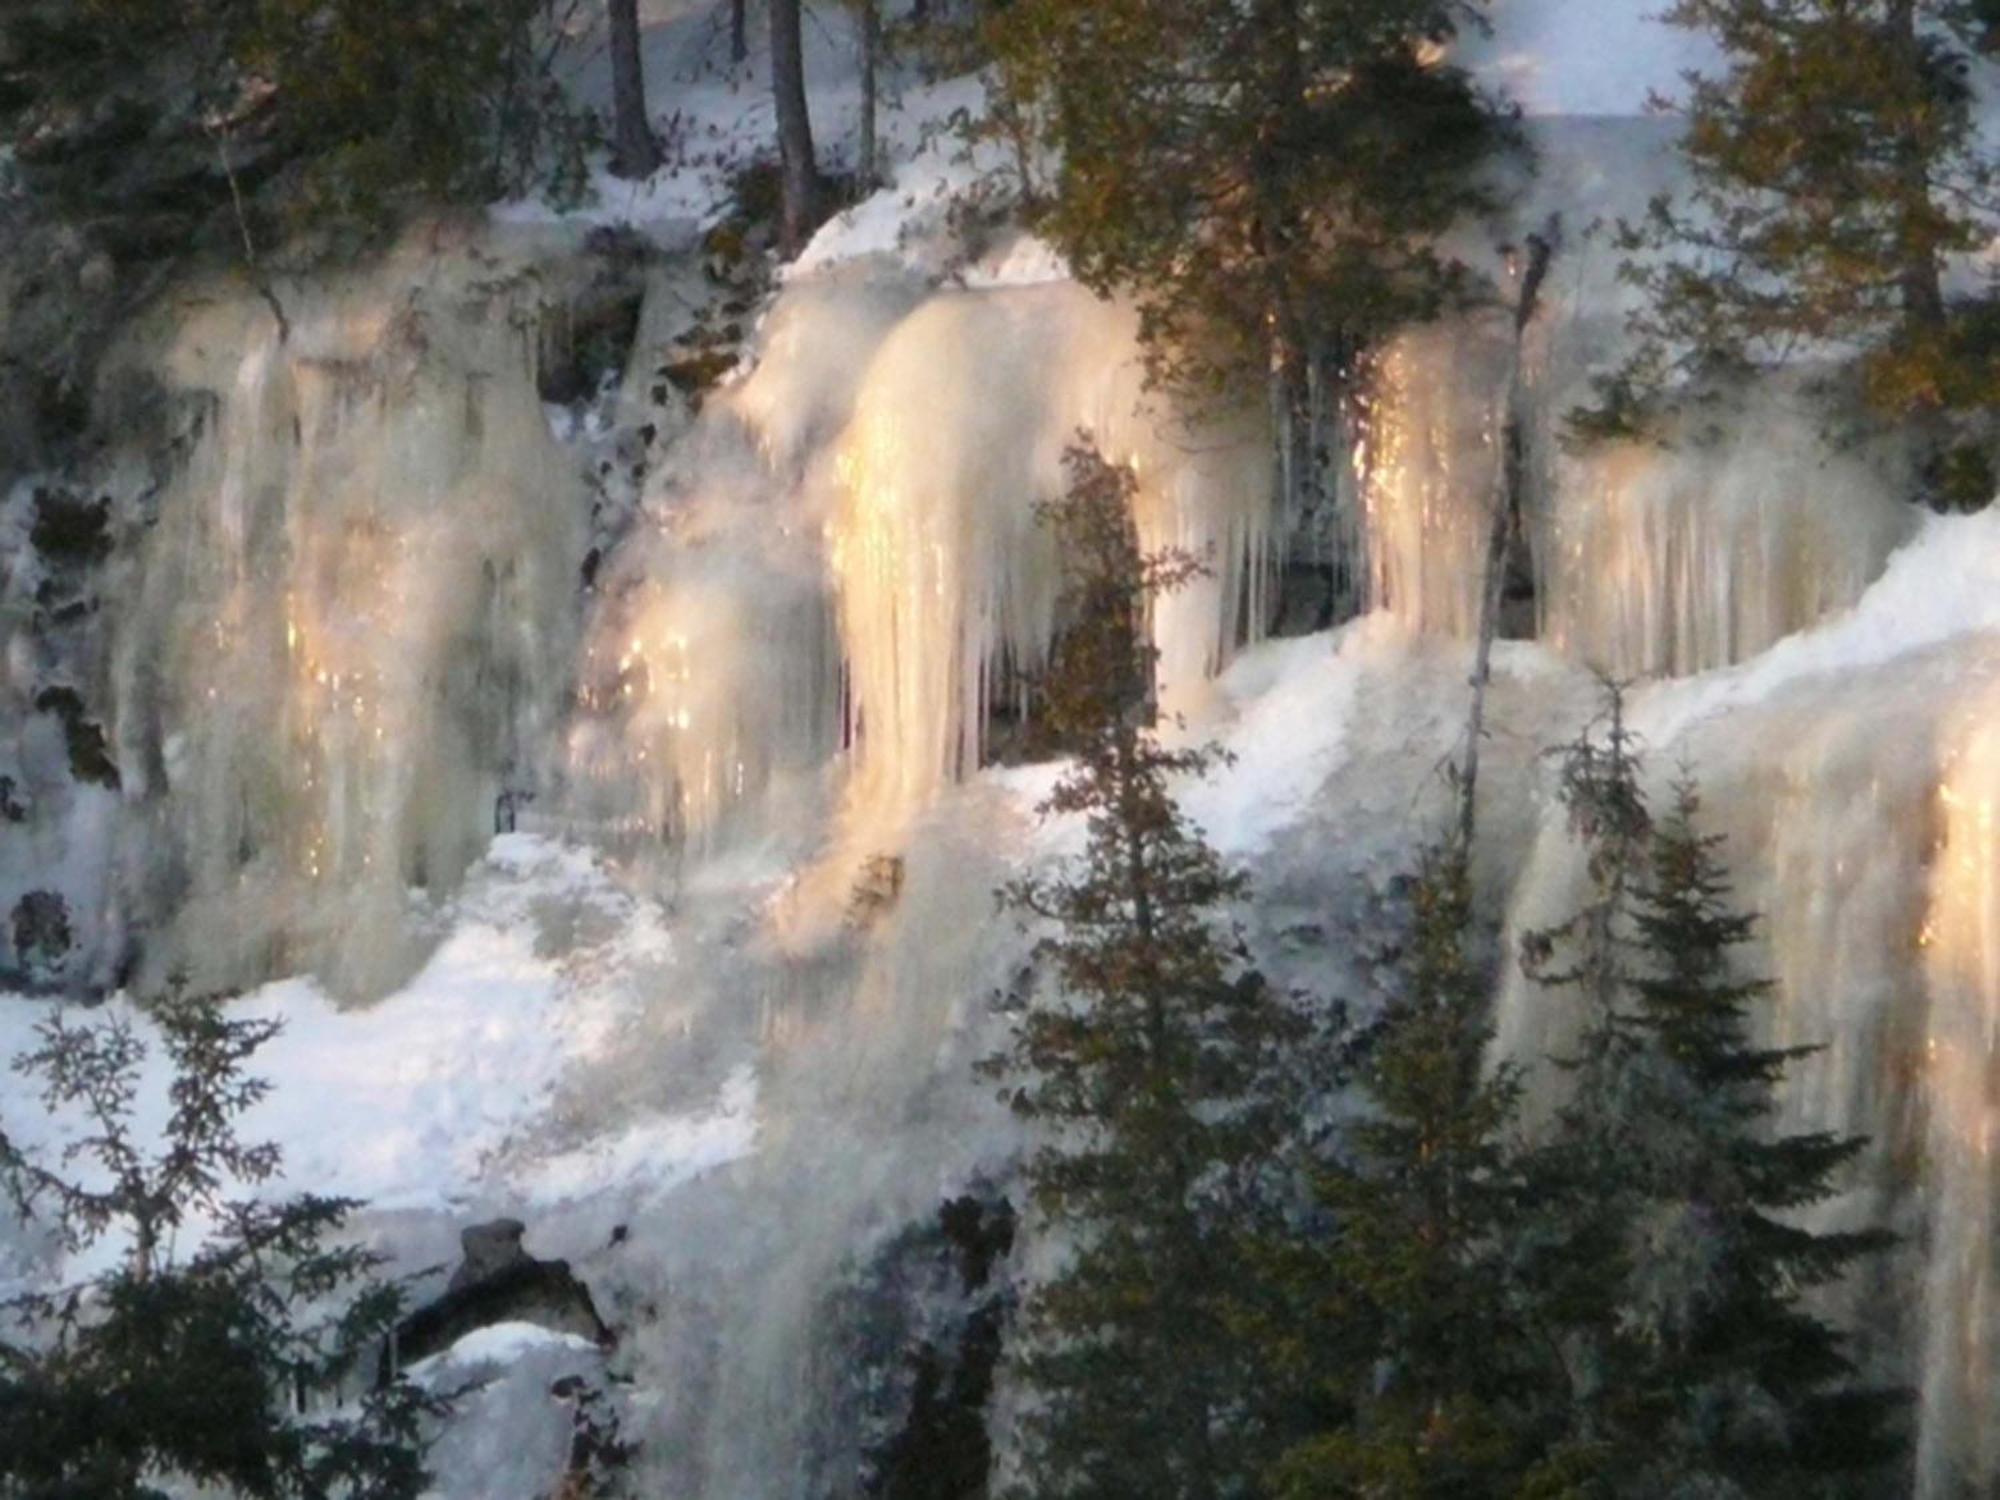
[566, 499, 839, 853]
[728, 264, 931, 473]
[1538, 388, 1913, 678]
[1491, 634, 2000, 1495]
[1351, 317, 1516, 639]
[1916, 671, 2000, 1494]
[829, 282, 1271, 827]
[1349, 303, 1910, 679]
[561, 268, 926, 853]
[111, 253, 585, 997]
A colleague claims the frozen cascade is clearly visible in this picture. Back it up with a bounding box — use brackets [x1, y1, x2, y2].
[831, 283, 1271, 824]
[1345, 118, 1914, 679]
[1538, 389, 1915, 677]
[7, 106, 2000, 1491]
[109, 244, 587, 996]
[1491, 607, 2000, 1496]
[576, 274, 1273, 850]
[1353, 316, 1514, 638]
[566, 488, 841, 852]
[1918, 682, 2000, 1493]
[1351, 312, 1914, 679]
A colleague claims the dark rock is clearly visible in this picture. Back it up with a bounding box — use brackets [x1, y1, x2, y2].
[31, 684, 120, 789]
[10, 890, 71, 980]
[449, 1217, 532, 1293]
[867, 1195, 1017, 1500]
[804, 1185, 1017, 1500]
[29, 487, 112, 566]
[380, 1219, 613, 1384]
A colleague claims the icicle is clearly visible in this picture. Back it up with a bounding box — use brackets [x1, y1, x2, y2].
[1915, 685, 2000, 1494]
[1539, 387, 1913, 677]
[827, 282, 1271, 827]
[111, 247, 585, 997]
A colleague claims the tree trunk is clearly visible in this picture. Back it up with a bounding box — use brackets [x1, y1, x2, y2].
[1889, 0, 1947, 338]
[771, 0, 822, 254]
[607, 0, 661, 179]
[1461, 222, 1559, 850]
[857, 0, 880, 193]
[731, 0, 749, 64]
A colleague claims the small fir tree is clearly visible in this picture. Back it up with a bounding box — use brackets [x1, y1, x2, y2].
[1267, 835, 1551, 1498]
[1520, 693, 1903, 1495]
[0, 989, 434, 1500]
[982, 443, 1302, 1500]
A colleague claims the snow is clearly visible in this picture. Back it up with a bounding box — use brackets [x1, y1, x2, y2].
[407, 1320, 602, 1383]
[1639, 508, 2000, 745]
[785, 76, 1021, 282]
[0, 835, 756, 1284]
[405, 1320, 614, 1500]
[1177, 624, 1374, 858]
[516, 1063, 757, 1203]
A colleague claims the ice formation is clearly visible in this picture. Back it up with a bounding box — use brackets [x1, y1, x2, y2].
[830, 283, 1270, 821]
[106, 242, 585, 996]
[3, 31, 2000, 1493]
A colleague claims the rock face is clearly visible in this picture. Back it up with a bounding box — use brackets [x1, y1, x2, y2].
[448, 1217, 533, 1293]
[799, 1187, 1018, 1500]
[384, 1220, 613, 1382]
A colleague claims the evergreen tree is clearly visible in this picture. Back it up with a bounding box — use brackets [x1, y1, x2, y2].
[982, 444, 1302, 1500]
[1593, 0, 2000, 507]
[981, 0, 1520, 514]
[1520, 695, 1903, 1495]
[1512, 685, 1657, 1492]
[0, 990, 434, 1499]
[0, 0, 592, 249]
[1266, 836, 1552, 1498]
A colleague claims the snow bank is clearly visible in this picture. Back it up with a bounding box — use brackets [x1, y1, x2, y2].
[1639, 508, 2000, 745]
[0, 835, 754, 1284]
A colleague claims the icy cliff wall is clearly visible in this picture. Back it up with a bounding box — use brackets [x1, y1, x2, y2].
[4, 43, 2000, 1490]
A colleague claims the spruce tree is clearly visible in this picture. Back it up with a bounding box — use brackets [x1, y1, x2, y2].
[1, 0, 592, 248]
[1597, 0, 2000, 506]
[0, 990, 434, 1499]
[983, 444, 1302, 1500]
[1513, 686, 1657, 1492]
[980, 0, 1520, 515]
[1520, 695, 1902, 1495]
[1267, 837, 1551, 1497]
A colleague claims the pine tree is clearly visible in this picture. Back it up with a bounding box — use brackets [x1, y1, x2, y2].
[0, 989, 434, 1499]
[1512, 686, 1658, 1491]
[1520, 694, 1902, 1495]
[981, 0, 1520, 516]
[1594, 0, 2000, 507]
[982, 444, 1303, 1500]
[1267, 837, 1552, 1497]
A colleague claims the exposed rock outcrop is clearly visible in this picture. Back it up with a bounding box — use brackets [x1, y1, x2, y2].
[383, 1219, 613, 1383]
